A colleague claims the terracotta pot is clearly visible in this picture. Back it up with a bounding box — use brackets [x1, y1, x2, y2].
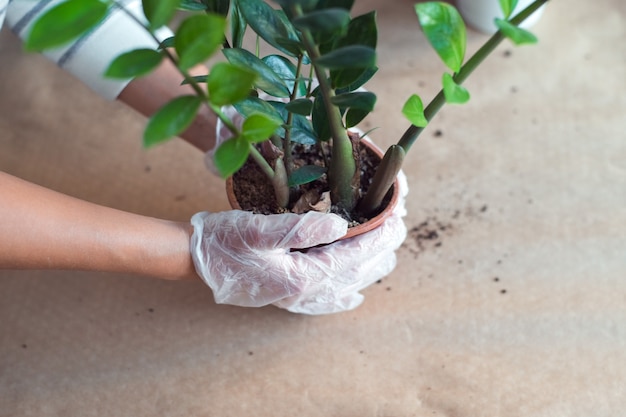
[226, 138, 399, 241]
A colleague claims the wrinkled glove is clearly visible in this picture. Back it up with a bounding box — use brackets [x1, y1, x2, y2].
[190, 204, 407, 315]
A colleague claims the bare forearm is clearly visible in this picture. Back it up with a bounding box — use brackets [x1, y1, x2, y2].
[117, 59, 216, 153]
[0, 172, 198, 280]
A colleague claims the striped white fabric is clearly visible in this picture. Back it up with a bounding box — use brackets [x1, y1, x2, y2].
[2, 0, 172, 100]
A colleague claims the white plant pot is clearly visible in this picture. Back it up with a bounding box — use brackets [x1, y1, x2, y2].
[456, 0, 546, 34]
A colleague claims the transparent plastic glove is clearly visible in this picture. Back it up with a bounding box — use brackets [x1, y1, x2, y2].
[190, 206, 407, 315]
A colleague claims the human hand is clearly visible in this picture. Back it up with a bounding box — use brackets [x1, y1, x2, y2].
[190, 206, 407, 315]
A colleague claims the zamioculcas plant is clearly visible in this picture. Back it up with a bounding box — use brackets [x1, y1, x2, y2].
[26, 0, 548, 231]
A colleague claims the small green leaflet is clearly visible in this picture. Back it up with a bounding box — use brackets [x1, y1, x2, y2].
[213, 136, 250, 178]
[495, 19, 538, 45]
[175, 14, 227, 71]
[105, 49, 163, 79]
[442, 73, 470, 104]
[207, 62, 257, 106]
[241, 114, 282, 143]
[499, 0, 519, 19]
[402, 94, 428, 127]
[25, 0, 108, 51]
[316, 45, 376, 70]
[144, 95, 203, 147]
[142, 0, 180, 30]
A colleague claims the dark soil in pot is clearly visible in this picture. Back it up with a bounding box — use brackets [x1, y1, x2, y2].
[227, 133, 399, 239]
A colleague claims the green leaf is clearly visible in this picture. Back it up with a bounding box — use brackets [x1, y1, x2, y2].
[499, 0, 519, 19]
[316, 45, 376, 70]
[288, 165, 327, 187]
[25, 0, 108, 51]
[231, 1, 247, 49]
[104, 48, 163, 79]
[330, 91, 376, 111]
[292, 8, 351, 35]
[181, 75, 208, 85]
[334, 66, 378, 92]
[158, 36, 175, 49]
[316, 0, 354, 11]
[144, 95, 202, 147]
[345, 108, 368, 128]
[336, 10, 377, 49]
[207, 62, 257, 106]
[223, 48, 291, 98]
[285, 98, 313, 116]
[442, 73, 470, 104]
[262, 55, 307, 97]
[178, 0, 208, 11]
[289, 115, 318, 144]
[402, 94, 428, 127]
[213, 136, 250, 178]
[234, 97, 285, 126]
[237, 0, 300, 57]
[415, 2, 466, 73]
[143, 0, 181, 30]
[241, 114, 282, 143]
[202, 0, 231, 15]
[495, 18, 538, 45]
[175, 14, 226, 71]
[330, 11, 378, 88]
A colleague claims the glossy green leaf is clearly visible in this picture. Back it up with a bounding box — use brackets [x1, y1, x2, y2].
[213, 136, 250, 178]
[285, 98, 314, 116]
[179, 0, 208, 11]
[288, 165, 327, 187]
[415, 2, 466, 73]
[143, 0, 181, 30]
[316, 45, 376, 70]
[202, 0, 231, 16]
[234, 97, 285, 126]
[181, 75, 208, 85]
[241, 114, 283, 143]
[495, 18, 538, 45]
[337, 11, 377, 49]
[442, 73, 470, 104]
[334, 66, 378, 91]
[207, 62, 257, 106]
[330, 11, 377, 88]
[231, 1, 247, 49]
[25, 0, 108, 51]
[158, 36, 175, 49]
[224, 48, 291, 98]
[316, 0, 354, 12]
[292, 8, 350, 34]
[330, 91, 376, 111]
[237, 0, 299, 56]
[144, 95, 202, 147]
[262, 55, 307, 97]
[274, 0, 318, 11]
[289, 115, 318, 144]
[104, 48, 163, 79]
[499, 0, 518, 19]
[345, 108, 368, 128]
[175, 14, 226, 71]
[402, 94, 428, 127]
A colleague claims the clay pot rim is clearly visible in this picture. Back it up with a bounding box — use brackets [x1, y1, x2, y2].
[225, 139, 399, 241]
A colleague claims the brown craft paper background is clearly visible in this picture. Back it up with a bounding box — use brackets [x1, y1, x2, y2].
[1, 0, 625, 415]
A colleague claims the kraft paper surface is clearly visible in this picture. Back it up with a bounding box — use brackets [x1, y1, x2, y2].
[1, 0, 625, 415]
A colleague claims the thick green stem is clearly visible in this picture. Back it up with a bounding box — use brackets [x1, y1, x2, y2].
[292, 6, 357, 210]
[397, 0, 549, 152]
[283, 55, 305, 178]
